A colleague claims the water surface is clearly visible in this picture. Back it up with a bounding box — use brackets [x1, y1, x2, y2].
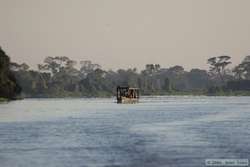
[0, 96, 249, 167]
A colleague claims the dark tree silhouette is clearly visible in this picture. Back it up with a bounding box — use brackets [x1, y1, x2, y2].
[207, 55, 232, 84]
[0, 47, 21, 99]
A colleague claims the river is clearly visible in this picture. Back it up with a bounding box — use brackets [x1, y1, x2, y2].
[0, 96, 249, 167]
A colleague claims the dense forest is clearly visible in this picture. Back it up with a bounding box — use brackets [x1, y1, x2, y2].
[1, 46, 250, 99]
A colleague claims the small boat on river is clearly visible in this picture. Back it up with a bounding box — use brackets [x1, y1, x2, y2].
[116, 86, 139, 103]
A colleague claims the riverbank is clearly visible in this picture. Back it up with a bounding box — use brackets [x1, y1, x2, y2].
[14, 90, 250, 99]
[142, 90, 250, 96]
[0, 97, 8, 102]
[207, 91, 250, 96]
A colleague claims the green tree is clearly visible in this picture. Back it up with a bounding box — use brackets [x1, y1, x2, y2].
[0, 47, 21, 99]
[163, 77, 171, 92]
[233, 55, 250, 80]
[207, 55, 232, 84]
[80, 60, 101, 78]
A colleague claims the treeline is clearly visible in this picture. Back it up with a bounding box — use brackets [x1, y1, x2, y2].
[1, 46, 250, 98]
[10, 58, 212, 97]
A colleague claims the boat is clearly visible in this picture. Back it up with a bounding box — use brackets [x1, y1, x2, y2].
[116, 86, 139, 103]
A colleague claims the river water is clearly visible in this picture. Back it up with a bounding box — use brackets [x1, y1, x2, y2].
[0, 96, 249, 167]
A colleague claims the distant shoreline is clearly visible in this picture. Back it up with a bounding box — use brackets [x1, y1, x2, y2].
[3, 90, 250, 100]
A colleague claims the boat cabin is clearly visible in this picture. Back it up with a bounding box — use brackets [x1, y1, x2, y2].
[116, 86, 139, 103]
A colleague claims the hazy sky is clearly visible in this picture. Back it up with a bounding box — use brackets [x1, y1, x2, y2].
[1, 0, 250, 71]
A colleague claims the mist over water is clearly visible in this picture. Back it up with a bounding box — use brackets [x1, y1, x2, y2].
[0, 96, 249, 167]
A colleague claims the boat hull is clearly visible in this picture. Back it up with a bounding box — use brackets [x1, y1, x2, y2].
[117, 97, 139, 103]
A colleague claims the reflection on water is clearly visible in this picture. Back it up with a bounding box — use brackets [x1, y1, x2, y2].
[0, 96, 249, 167]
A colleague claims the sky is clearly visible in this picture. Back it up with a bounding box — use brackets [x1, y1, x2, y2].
[1, 0, 250, 71]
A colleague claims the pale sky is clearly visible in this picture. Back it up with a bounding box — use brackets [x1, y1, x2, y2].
[1, 0, 250, 71]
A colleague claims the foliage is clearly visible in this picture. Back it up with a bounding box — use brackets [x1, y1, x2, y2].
[4, 52, 250, 97]
[233, 55, 250, 80]
[207, 55, 232, 84]
[12, 57, 218, 97]
[226, 80, 250, 91]
[0, 47, 21, 99]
